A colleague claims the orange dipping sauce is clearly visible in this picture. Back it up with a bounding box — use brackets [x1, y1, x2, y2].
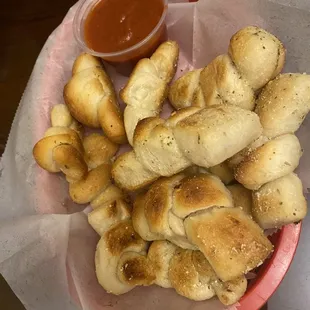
[84, 0, 166, 54]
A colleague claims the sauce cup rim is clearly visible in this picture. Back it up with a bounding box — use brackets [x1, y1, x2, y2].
[73, 0, 169, 57]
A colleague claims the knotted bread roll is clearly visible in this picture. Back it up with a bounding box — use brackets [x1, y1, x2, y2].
[54, 126, 149, 295]
[148, 240, 247, 305]
[35, 114, 153, 296]
[90, 200, 155, 295]
[229, 73, 310, 167]
[69, 133, 127, 208]
[169, 26, 285, 110]
[64, 53, 126, 144]
[121, 41, 179, 145]
[132, 172, 273, 282]
[33, 104, 88, 183]
[112, 104, 262, 191]
[255, 73, 310, 138]
[252, 173, 307, 229]
[86, 167, 247, 304]
[225, 74, 309, 228]
[33, 104, 122, 207]
[68, 132, 120, 204]
[83, 133, 118, 169]
[234, 134, 302, 190]
[89, 201, 247, 306]
[231, 73, 310, 190]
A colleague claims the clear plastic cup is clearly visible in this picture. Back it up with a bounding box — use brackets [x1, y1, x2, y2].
[73, 0, 168, 73]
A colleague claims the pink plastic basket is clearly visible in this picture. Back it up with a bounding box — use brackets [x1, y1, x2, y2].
[36, 1, 303, 308]
[238, 223, 301, 309]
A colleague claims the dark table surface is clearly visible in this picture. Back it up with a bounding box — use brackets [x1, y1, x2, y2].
[0, 0, 76, 154]
[1, 1, 304, 310]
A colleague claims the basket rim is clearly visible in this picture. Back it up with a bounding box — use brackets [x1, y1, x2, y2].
[237, 223, 302, 309]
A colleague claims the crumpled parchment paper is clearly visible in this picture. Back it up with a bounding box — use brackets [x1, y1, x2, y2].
[0, 0, 309, 309]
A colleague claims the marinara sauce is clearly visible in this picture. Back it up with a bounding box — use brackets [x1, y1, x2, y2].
[84, 0, 167, 64]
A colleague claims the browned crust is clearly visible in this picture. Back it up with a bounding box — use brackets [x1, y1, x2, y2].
[96, 76, 127, 144]
[119, 254, 155, 285]
[64, 54, 126, 144]
[33, 130, 84, 172]
[168, 249, 198, 295]
[69, 163, 111, 204]
[83, 133, 119, 167]
[173, 174, 232, 217]
[144, 178, 172, 232]
[227, 184, 253, 216]
[52, 144, 88, 182]
[168, 70, 204, 109]
[192, 250, 217, 280]
[133, 117, 163, 145]
[105, 221, 145, 256]
[185, 207, 273, 281]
